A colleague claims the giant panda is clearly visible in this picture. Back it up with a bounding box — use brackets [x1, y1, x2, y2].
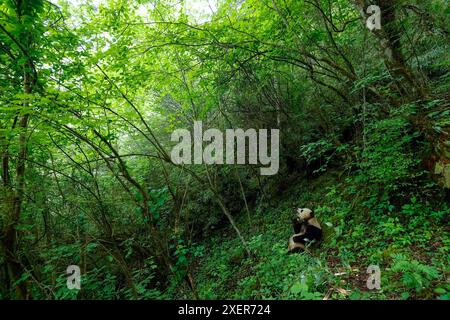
[288, 208, 322, 253]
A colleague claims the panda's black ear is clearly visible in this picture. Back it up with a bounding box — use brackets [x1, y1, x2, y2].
[310, 210, 315, 218]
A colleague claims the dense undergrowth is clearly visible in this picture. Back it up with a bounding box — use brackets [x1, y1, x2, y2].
[179, 171, 449, 300]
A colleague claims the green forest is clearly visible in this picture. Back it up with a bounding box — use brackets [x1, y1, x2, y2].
[0, 0, 449, 300]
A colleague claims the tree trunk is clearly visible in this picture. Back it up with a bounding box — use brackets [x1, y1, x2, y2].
[354, 0, 426, 98]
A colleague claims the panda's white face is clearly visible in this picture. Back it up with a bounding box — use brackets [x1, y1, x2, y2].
[296, 208, 313, 221]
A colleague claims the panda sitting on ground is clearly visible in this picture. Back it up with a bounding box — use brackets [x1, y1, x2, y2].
[288, 208, 322, 253]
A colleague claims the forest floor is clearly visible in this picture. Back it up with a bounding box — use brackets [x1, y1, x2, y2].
[182, 171, 450, 300]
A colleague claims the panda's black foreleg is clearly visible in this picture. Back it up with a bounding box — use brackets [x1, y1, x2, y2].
[292, 234, 307, 244]
[296, 225, 322, 243]
[292, 219, 304, 234]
